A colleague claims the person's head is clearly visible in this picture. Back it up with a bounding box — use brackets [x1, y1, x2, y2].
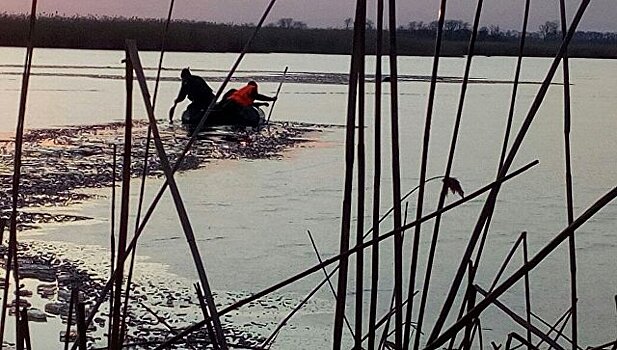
[248, 81, 258, 87]
[181, 68, 191, 79]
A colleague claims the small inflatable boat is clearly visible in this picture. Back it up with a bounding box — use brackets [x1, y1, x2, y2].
[181, 104, 265, 128]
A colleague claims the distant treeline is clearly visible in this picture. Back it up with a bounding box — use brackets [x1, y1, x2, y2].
[1, 14, 617, 58]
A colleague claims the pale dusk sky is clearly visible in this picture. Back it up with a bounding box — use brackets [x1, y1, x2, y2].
[3, 0, 616, 32]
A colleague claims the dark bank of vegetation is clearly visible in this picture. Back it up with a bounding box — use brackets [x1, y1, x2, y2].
[1, 13, 617, 58]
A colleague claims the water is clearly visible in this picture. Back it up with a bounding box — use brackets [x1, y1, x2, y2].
[0, 47, 616, 348]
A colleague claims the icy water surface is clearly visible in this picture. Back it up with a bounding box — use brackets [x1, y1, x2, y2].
[0, 48, 616, 348]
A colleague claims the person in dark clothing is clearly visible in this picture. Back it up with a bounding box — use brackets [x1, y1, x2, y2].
[169, 68, 215, 124]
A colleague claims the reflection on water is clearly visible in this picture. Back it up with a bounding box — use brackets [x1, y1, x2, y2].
[1, 47, 616, 347]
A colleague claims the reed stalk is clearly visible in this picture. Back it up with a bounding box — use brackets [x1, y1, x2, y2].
[428, 0, 591, 340]
[263, 179, 438, 348]
[499, 0, 531, 169]
[523, 232, 532, 349]
[550, 311, 572, 347]
[76, 303, 88, 350]
[507, 332, 541, 350]
[1, 0, 38, 344]
[386, 0, 403, 345]
[0, 231, 16, 344]
[476, 285, 567, 350]
[413, 1, 483, 348]
[475, 319, 484, 350]
[488, 232, 525, 290]
[530, 310, 578, 347]
[121, 0, 176, 340]
[471, 3, 532, 318]
[534, 309, 572, 349]
[194, 283, 219, 349]
[557, 1, 578, 348]
[72, 3, 282, 346]
[462, 262, 477, 350]
[19, 308, 31, 350]
[108, 144, 117, 343]
[368, 0, 384, 347]
[109, 49, 134, 350]
[152, 160, 538, 349]
[306, 230, 354, 337]
[425, 183, 615, 349]
[126, 41, 229, 349]
[361, 298, 412, 344]
[0, 219, 5, 243]
[64, 286, 77, 350]
[380, 203, 410, 349]
[354, 7, 368, 348]
[332, 0, 365, 347]
[586, 340, 617, 350]
[405, 1, 448, 346]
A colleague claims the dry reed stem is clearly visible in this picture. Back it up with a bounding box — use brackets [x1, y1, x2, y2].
[121, 0, 175, 336]
[126, 41, 229, 349]
[354, 12, 368, 350]
[405, 1, 448, 345]
[533, 309, 572, 349]
[425, 182, 615, 349]
[64, 286, 78, 350]
[368, 0, 385, 347]
[1, 0, 37, 344]
[71, 2, 282, 346]
[152, 161, 539, 349]
[306, 230, 354, 337]
[386, 0, 404, 344]
[557, 0, 578, 348]
[428, 0, 591, 340]
[108, 144, 117, 344]
[475, 285, 565, 350]
[109, 50, 134, 350]
[76, 302, 87, 350]
[413, 1, 483, 348]
[507, 332, 541, 350]
[332, 0, 365, 347]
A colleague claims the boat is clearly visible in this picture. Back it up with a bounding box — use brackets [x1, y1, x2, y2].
[181, 104, 266, 129]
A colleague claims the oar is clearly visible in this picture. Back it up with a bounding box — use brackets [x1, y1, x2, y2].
[266, 66, 289, 126]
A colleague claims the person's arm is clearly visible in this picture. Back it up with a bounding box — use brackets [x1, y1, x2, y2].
[175, 83, 188, 104]
[169, 84, 187, 123]
[254, 93, 276, 102]
[169, 104, 177, 123]
[251, 85, 276, 102]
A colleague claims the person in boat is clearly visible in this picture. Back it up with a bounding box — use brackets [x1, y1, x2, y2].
[168, 68, 215, 124]
[218, 81, 276, 127]
[225, 81, 276, 110]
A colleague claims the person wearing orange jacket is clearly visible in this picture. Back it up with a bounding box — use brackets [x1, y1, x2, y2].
[219, 81, 276, 127]
[227, 81, 277, 108]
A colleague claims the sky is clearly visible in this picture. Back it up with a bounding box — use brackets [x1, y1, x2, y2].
[3, 0, 616, 32]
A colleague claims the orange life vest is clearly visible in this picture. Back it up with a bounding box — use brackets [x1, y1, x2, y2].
[229, 85, 256, 107]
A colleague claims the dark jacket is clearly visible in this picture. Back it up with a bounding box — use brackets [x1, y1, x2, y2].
[175, 75, 214, 105]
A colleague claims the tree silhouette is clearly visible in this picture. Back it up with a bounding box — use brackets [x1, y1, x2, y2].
[277, 18, 294, 29]
[539, 21, 559, 40]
